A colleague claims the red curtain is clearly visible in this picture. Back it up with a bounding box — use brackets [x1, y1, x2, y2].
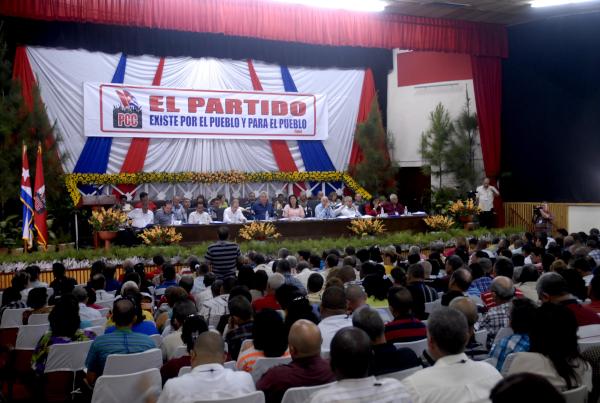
[348, 69, 377, 172]
[12, 46, 35, 111]
[471, 55, 504, 226]
[1, 0, 507, 57]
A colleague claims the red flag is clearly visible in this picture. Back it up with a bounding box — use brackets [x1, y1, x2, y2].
[34, 143, 48, 250]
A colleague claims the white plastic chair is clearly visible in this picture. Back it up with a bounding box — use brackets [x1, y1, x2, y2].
[320, 350, 330, 360]
[251, 357, 292, 383]
[492, 327, 514, 346]
[500, 353, 518, 377]
[425, 301, 440, 314]
[561, 384, 589, 403]
[376, 308, 393, 323]
[28, 313, 50, 325]
[377, 366, 422, 381]
[150, 334, 162, 348]
[44, 341, 93, 373]
[103, 348, 162, 376]
[223, 361, 236, 370]
[178, 366, 192, 376]
[172, 345, 189, 359]
[95, 299, 115, 309]
[84, 326, 105, 336]
[474, 329, 488, 347]
[0, 308, 29, 328]
[15, 323, 49, 349]
[579, 338, 600, 352]
[578, 324, 600, 339]
[89, 317, 107, 327]
[240, 339, 253, 352]
[192, 391, 265, 403]
[394, 338, 428, 356]
[91, 368, 162, 403]
[281, 382, 336, 403]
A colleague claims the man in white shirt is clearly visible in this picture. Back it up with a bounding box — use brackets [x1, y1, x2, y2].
[310, 327, 411, 403]
[335, 196, 361, 218]
[402, 307, 502, 403]
[223, 198, 248, 224]
[158, 331, 255, 403]
[91, 274, 114, 303]
[127, 200, 154, 229]
[318, 287, 353, 351]
[172, 195, 187, 223]
[162, 300, 197, 361]
[295, 261, 314, 289]
[200, 277, 235, 328]
[188, 202, 213, 225]
[476, 177, 500, 228]
[72, 286, 102, 322]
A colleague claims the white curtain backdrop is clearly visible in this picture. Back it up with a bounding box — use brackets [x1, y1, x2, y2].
[26, 47, 364, 174]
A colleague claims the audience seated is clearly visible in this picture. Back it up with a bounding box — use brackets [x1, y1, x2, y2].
[476, 276, 515, 348]
[275, 258, 307, 294]
[353, 307, 420, 376]
[237, 309, 289, 372]
[384, 286, 427, 344]
[252, 273, 284, 312]
[85, 299, 156, 384]
[402, 307, 502, 403]
[90, 274, 113, 302]
[345, 284, 368, 315]
[307, 273, 325, 305]
[158, 331, 255, 402]
[362, 273, 392, 308]
[200, 277, 236, 328]
[25, 265, 48, 289]
[318, 286, 352, 350]
[448, 297, 488, 361]
[506, 303, 592, 391]
[466, 258, 493, 297]
[224, 296, 254, 360]
[160, 314, 208, 384]
[441, 268, 472, 306]
[310, 327, 411, 403]
[589, 274, 600, 313]
[0, 287, 26, 321]
[405, 263, 437, 320]
[514, 264, 539, 302]
[48, 263, 76, 302]
[22, 287, 52, 325]
[537, 272, 600, 325]
[491, 373, 566, 403]
[161, 299, 197, 360]
[32, 295, 96, 375]
[72, 286, 102, 323]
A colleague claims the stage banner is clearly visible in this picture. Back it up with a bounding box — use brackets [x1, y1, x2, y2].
[83, 82, 328, 140]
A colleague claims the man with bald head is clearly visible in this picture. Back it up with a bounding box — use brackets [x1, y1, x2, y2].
[346, 284, 368, 314]
[449, 297, 488, 360]
[159, 331, 255, 402]
[315, 196, 335, 219]
[257, 319, 335, 403]
[476, 276, 515, 348]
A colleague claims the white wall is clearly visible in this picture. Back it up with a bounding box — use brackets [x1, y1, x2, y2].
[386, 49, 484, 188]
[568, 205, 600, 233]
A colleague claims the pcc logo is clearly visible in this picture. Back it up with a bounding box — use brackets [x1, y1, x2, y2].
[113, 89, 142, 129]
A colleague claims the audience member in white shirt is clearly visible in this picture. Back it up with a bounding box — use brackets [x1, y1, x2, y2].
[188, 202, 213, 225]
[223, 198, 248, 224]
[25, 265, 48, 289]
[127, 200, 154, 229]
[318, 287, 353, 351]
[157, 331, 255, 403]
[335, 196, 361, 218]
[162, 300, 197, 361]
[72, 286, 102, 321]
[310, 327, 411, 403]
[402, 307, 502, 403]
[91, 274, 114, 302]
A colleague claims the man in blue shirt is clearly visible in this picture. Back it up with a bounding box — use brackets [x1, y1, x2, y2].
[85, 299, 156, 385]
[156, 264, 179, 289]
[251, 192, 274, 220]
[315, 196, 335, 219]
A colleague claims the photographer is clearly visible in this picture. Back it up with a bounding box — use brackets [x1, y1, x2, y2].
[533, 202, 553, 236]
[476, 177, 500, 228]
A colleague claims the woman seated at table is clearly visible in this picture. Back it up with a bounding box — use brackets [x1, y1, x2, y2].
[282, 195, 305, 219]
[223, 198, 248, 224]
[336, 196, 361, 218]
[188, 201, 212, 225]
[365, 197, 385, 217]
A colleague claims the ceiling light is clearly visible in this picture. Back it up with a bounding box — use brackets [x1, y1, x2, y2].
[270, 0, 387, 12]
[530, 0, 596, 7]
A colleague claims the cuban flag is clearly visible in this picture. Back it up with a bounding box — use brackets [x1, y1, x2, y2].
[20, 144, 34, 248]
[116, 89, 140, 109]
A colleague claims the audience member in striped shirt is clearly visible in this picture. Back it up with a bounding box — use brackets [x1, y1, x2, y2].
[405, 263, 438, 320]
[384, 286, 427, 344]
[309, 327, 412, 403]
[204, 226, 241, 280]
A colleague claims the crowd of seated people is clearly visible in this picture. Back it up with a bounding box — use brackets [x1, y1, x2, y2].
[119, 190, 413, 230]
[1, 228, 600, 402]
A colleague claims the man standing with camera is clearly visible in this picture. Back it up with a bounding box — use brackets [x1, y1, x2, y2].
[476, 177, 500, 228]
[533, 202, 553, 236]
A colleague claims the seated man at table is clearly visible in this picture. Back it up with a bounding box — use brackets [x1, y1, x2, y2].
[188, 201, 213, 225]
[383, 193, 404, 216]
[128, 199, 154, 229]
[134, 191, 157, 211]
[172, 195, 187, 223]
[154, 201, 175, 226]
[224, 198, 248, 224]
[336, 196, 361, 218]
[251, 191, 274, 220]
[315, 196, 336, 219]
[353, 193, 366, 215]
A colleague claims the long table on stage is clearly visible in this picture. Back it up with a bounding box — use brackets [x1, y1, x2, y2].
[175, 215, 427, 244]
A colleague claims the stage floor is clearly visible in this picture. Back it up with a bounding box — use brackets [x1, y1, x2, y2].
[174, 216, 427, 244]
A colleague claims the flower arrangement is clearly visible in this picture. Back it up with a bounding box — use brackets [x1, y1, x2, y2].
[88, 208, 128, 232]
[424, 215, 456, 231]
[65, 171, 372, 205]
[139, 226, 183, 246]
[238, 222, 281, 241]
[348, 218, 386, 237]
[448, 199, 481, 217]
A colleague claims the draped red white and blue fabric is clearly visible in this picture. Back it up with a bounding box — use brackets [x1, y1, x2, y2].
[22, 47, 367, 182]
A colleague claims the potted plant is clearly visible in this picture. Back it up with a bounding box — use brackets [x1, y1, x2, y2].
[238, 222, 281, 241]
[139, 226, 183, 246]
[0, 215, 19, 254]
[424, 215, 456, 232]
[88, 208, 128, 250]
[448, 199, 480, 229]
[348, 218, 387, 237]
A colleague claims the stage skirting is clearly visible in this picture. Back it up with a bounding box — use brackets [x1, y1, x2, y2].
[174, 216, 427, 244]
